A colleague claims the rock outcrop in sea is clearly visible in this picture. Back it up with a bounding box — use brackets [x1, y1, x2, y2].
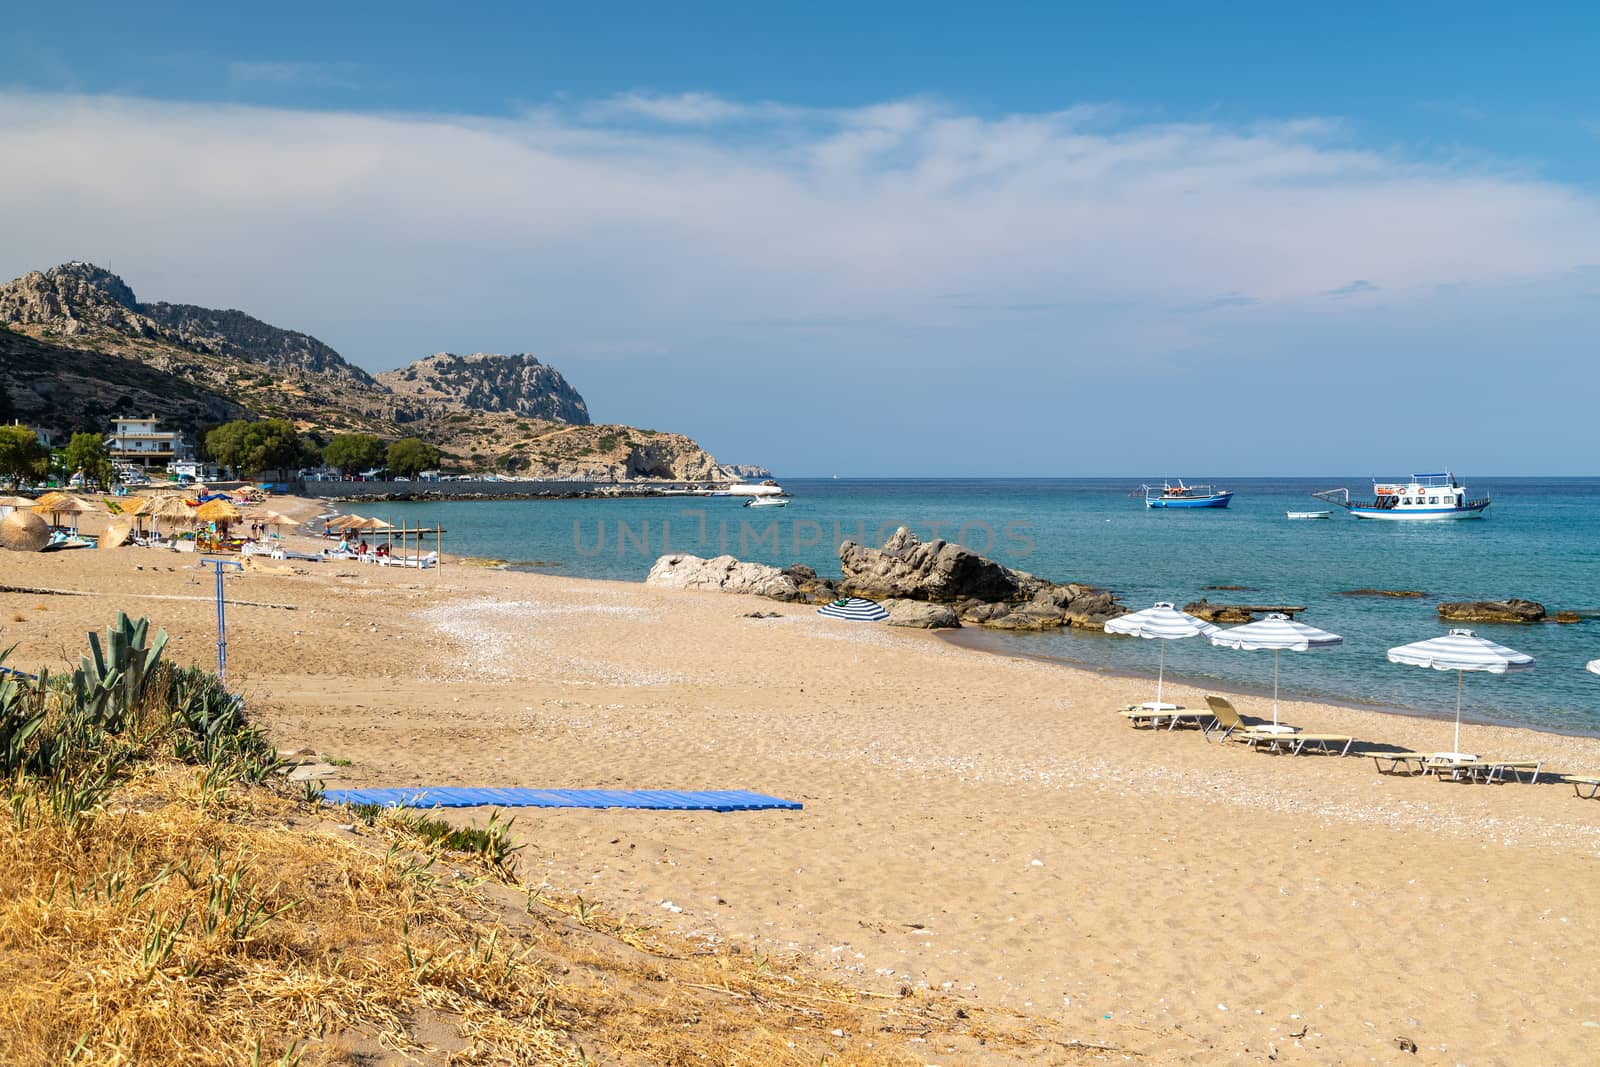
[1438, 599, 1547, 624]
[645, 529, 1123, 632]
[838, 526, 1123, 630]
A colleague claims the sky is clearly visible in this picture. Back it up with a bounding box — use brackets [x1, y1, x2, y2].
[4, 2, 1599, 476]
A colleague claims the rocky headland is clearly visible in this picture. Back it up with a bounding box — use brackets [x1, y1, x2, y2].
[0, 262, 735, 480]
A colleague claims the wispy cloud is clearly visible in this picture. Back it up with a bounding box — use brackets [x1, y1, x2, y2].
[227, 60, 362, 90]
[1322, 279, 1379, 297]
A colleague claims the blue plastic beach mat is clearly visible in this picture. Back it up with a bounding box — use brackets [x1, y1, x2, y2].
[323, 787, 802, 812]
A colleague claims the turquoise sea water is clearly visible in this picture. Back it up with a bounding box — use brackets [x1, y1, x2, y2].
[364, 478, 1600, 734]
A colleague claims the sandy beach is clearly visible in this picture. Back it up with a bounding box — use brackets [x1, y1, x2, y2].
[4, 500, 1598, 1065]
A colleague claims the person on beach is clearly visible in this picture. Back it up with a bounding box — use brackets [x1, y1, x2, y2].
[337, 535, 351, 555]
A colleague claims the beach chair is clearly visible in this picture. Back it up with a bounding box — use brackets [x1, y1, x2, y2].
[1202, 696, 1296, 748]
[1563, 776, 1600, 799]
[1119, 704, 1217, 732]
[1371, 752, 1431, 776]
[1285, 733, 1356, 756]
[1473, 759, 1543, 784]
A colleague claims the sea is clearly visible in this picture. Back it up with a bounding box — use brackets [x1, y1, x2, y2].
[363, 477, 1600, 736]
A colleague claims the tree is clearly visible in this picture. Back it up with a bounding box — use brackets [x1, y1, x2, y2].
[0, 425, 47, 488]
[324, 434, 387, 477]
[64, 431, 113, 488]
[386, 437, 440, 478]
[204, 419, 304, 477]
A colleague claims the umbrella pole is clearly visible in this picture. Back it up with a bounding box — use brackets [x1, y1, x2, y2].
[1455, 669, 1463, 755]
[1272, 648, 1281, 726]
[1155, 639, 1166, 708]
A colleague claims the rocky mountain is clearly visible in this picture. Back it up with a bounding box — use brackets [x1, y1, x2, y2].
[1, 263, 733, 480]
[0, 327, 248, 437]
[376, 352, 590, 425]
[0, 262, 373, 384]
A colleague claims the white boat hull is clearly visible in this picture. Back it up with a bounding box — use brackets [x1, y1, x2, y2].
[1349, 505, 1489, 521]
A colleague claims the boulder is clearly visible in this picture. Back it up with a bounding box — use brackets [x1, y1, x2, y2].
[780, 563, 840, 604]
[0, 510, 50, 552]
[1438, 599, 1547, 624]
[1182, 600, 1257, 624]
[884, 600, 960, 629]
[838, 526, 1125, 631]
[1555, 611, 1581, 624]
[645, 554, 800, 601]
[1337, 589, 1427, 598]
[838, 526, 1036, 603]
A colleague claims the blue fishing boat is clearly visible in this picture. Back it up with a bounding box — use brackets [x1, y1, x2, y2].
[1312, 472, 1490, 521]
[1137, 481, 1233, 509]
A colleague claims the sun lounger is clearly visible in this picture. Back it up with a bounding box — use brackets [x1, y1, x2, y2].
[1202, 696, 1298, 746]
[1282, 733, 1355, 756]
[1119, 704, 1217, 731]
[1372, 752, 1431, 775]
[1428, 757, 1543, 784]
[1564, 776, 1600, 799]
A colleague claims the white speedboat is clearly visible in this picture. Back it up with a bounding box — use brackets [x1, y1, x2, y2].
[1287, 510, 1332, 520]
[743, 496, 788, 508]
[727, 479, 785, 497]
[1312, 472, 1490, 521]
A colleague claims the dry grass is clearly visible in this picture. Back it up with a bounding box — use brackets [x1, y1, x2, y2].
[0, 762, 1101, 1066]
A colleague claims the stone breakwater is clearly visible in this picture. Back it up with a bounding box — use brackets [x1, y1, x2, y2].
[646, 525, 1126, 631]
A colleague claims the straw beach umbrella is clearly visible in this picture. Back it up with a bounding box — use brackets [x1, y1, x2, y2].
[194, 499, 241, 524]
[1387, 629, 1533, 760]
[150, 496, 197, 536]
[1104, 602, 1220, 711]
[0, 510, 51, 552]
[1209, 613, 1342, 729]
[34, 495, 91, 534]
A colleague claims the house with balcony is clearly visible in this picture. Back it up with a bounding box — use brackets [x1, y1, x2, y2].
[106, 414, 194, 471]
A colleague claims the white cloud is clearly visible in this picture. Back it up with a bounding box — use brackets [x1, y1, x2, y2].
[0, 90, 1596, 412]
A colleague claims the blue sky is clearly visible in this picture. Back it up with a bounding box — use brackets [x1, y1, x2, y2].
[4, 3, 1599, 475]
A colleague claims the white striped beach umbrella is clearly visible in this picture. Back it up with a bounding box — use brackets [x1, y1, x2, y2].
[817, 597, 889, 621]
[1387, 628, 1533, 759]
[1210, 613, 1342, 727]
[1104, 602, 1220, 710]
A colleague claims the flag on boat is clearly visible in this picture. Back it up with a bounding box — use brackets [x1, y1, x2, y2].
[817, 597, 889, 621]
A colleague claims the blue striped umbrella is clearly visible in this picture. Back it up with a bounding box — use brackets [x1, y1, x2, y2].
[1210, 613, 1342, 727]
[1104, 602, 1220, 710]
[1388, 629, 1533, 758]
[817, 597, 889, 621]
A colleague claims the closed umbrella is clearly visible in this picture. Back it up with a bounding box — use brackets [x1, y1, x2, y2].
[1210, 613, 1342, 729]
[1387, 629, 1533, 759]
[1104, 602, 1219, 710]
[817, 597, 889, 621]
[817, 596, 888, 664]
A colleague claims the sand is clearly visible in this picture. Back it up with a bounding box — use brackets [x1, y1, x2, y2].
[3, 497, 1599, 1064]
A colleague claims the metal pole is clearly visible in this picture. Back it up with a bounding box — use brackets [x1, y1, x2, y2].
[1155, 639, 1166, 708]
[201, 558, 243, 682]
[1272, 648, 1281, 726]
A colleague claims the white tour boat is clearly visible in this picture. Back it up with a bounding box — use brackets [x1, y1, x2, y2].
[1312, 473, 1490, 521]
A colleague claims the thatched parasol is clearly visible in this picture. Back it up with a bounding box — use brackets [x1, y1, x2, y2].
[246, 509, 294, 529]
[30, 491, 68, 511]
[150, 497, 197, 533]
[35, 496, 91, 532]
[0, 511, 51, 552]
[324, 514, 365, 531]
[0, 495, 37, 512]
[194, 499, 241, 526]
[101, 519, 134, 549]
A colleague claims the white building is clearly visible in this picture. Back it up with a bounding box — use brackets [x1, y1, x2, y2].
[106, 415, 193, 471]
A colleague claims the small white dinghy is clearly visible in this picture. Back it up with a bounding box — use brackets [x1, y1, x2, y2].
[1287, 510, 1332, 520]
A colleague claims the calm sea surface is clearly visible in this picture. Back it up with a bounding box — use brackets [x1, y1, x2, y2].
[366, 478, 1600, 734]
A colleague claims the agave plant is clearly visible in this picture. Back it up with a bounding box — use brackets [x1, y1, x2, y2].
[0, 648, 50, 777]
[73, 612, 168, 733]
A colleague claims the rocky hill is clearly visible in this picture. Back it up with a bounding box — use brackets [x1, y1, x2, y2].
[0, 327, 248, 437]
[377, 353, 590, 424]
[0, 263, 731, 479]
[0, 263, 373, 384]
